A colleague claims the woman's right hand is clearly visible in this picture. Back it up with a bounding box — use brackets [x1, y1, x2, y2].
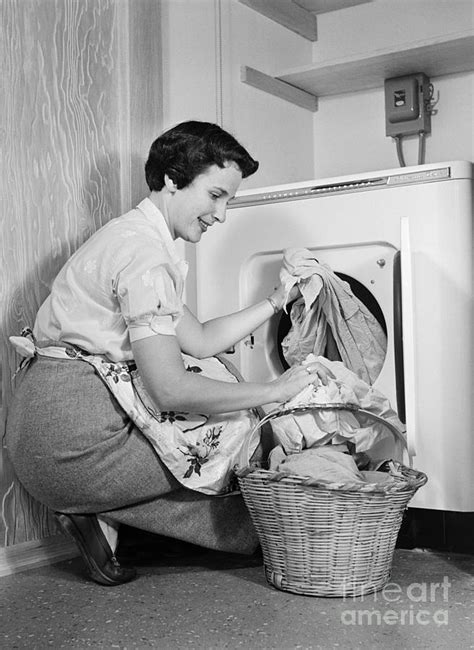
[269, 361, 335, 404]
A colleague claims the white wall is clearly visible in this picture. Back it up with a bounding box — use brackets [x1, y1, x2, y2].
[222, 1, 315, 188]
[160, 0, 315, 189]
[312, 0, 474, 177]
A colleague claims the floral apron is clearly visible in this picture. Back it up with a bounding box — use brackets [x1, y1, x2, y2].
[10, 330, 259, 496]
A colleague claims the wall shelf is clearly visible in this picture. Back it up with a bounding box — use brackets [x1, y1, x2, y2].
[242, 30, 474, 111]
[241, 66, 319, 112]
[238, 0, 370, 41]
[238, 0, 318, 41]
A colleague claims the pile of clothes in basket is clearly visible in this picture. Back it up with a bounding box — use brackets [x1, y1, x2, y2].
[265, 353, 406, 487]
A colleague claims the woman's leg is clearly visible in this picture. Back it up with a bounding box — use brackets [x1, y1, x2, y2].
[5, 356, 258, 554]
[103, 489, 259, 555]
[6, 356, 179, 513]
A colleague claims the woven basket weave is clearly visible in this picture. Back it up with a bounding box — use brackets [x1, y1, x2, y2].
[235, 404, 427, 598]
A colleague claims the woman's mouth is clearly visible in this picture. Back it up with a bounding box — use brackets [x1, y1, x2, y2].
[198, 218, 209, 232]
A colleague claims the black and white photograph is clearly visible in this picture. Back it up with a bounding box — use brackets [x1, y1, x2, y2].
[0, 1, 473, 648]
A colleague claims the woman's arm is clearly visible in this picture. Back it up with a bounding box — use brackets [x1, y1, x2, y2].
[176, 285, 288, 359]
[132, 332, 330, 415]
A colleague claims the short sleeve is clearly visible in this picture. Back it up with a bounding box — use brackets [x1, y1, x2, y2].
[115, 256, 185, 342]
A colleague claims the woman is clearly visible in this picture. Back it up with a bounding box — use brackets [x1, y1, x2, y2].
[6, 121, 331, 586]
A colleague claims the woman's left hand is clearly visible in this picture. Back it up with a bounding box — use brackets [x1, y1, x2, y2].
[268, 281, 300, 312]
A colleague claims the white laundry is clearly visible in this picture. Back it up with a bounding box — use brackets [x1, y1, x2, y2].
[280, 247, 387, 385]
[276, 446, 366, 484]
[270, 354, 405, 454]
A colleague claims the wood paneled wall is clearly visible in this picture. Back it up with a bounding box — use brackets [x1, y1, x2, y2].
[0, 0, 162, 546]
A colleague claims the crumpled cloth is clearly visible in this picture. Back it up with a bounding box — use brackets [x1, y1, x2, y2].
[9, 333, 259, 496]
[271, 445, 398, 488]
[277, 446, 365, 483]
[280, 247, 387, 385]
[270, 354, 405, 454]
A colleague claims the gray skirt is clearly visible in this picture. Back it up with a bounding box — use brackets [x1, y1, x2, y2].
[5, 355, 258, 553]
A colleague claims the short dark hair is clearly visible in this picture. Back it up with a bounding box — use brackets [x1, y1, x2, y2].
[145, 120, 259, 191]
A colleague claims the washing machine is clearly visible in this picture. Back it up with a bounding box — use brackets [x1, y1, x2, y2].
[193, 160, 473, 513]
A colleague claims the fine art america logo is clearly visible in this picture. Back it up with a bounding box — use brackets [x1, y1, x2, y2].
[341, 577, 450, 627]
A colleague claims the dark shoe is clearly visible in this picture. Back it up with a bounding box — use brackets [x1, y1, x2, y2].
[55, 513, 137, 586]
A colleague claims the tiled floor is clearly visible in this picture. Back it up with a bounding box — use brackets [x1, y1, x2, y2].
[1, 535, 473, 649]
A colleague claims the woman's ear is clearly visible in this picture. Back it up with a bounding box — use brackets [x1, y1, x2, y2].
[164, 174, 177, 193]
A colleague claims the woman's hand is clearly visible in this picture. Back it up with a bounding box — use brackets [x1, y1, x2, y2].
[267, 281, 300, 312]
[269, 361, 335, 404]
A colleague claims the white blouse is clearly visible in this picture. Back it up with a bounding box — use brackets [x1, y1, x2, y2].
[34, 198, 188, 361]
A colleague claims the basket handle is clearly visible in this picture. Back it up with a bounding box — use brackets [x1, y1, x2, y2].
[238, 402, 406, 468]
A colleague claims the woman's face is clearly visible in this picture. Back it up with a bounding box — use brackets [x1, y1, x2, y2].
[166, 162, 243, 242]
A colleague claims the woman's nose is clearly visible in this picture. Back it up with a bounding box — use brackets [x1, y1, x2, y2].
[214, 203, 227, 223]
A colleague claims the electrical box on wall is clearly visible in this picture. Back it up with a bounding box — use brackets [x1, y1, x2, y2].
[384, 73, 431, 137]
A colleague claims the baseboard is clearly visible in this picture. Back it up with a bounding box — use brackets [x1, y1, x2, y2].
[0, 535, 79, 577]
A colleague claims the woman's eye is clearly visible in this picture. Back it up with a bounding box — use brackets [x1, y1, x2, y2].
[210, 192, 221, 200]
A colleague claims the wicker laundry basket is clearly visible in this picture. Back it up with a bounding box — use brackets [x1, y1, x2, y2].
[235, 404, 427, 598]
